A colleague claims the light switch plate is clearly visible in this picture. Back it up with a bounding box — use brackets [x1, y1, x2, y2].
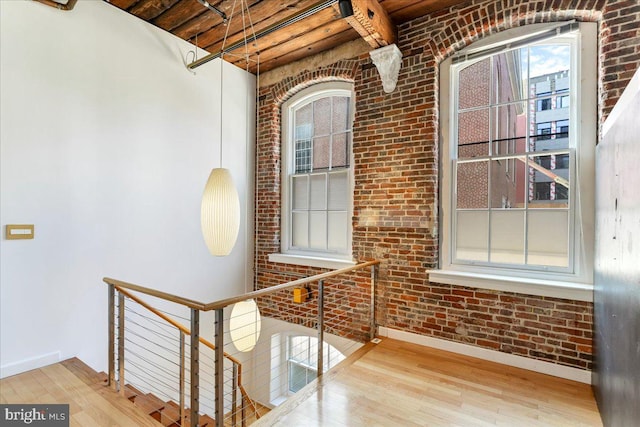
[6, 224, 35, 240]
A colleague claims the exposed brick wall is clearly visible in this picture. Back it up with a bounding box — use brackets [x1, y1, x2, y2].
[255, 0, 640, 371]
[256, 271, 374, 344]
[386, 283, 594, 368]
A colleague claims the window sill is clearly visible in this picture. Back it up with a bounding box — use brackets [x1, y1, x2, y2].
[268, 253, 356, 270]
[270, 396, 287, 407]
[427, 270, 593, 302]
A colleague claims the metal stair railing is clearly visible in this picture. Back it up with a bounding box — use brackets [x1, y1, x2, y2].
[104, 259, 379, 427]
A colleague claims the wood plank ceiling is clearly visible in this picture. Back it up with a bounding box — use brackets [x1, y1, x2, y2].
[104, 0, 468, 73]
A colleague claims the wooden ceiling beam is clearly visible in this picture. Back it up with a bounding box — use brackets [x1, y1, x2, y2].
[193, 0, 321, 54]
[203, 6, 341, 54]
[380, 0, 466, 22]
[343, 0, 396, 48]
[172, 9, 225, 41]
[106, 0, 140, 10]
[247, 28, 359, 73]
[128, 0, 181, 21]
[225, 18, 354, 71]
[152, 0, 208, 32]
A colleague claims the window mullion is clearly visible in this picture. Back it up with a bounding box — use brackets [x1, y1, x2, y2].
[487, 160, 492, 263]
[324, 172, 329, 251]
[309, 102, 316, 172]
[329, 97, 334, 171]
[524, 46, 531, 265]
[487, 56, 494, 263]
[306, 173, 311, 250]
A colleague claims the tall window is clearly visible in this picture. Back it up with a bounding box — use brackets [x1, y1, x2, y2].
[287, 335, 344, 393]
[436, 22, 596, 290]
[269, 333, 347, 404]
[279, 82, 354, 262]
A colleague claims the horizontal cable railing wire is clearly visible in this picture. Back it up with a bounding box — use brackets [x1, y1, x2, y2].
[105, 259, 378, 426]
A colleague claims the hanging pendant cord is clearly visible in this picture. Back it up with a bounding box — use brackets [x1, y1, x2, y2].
[219, 0, 240, 168]
[219, 56, 224, 168]
[220, 0, 238, 56]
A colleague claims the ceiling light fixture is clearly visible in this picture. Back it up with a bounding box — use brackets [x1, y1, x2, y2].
[200, 0, 259, 257]
[229, 299, 261, 352]
[201, 167, 240, 256]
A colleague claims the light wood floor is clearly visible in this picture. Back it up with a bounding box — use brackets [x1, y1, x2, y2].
[256, 338, 602, 427]
[1, 340, 602, 426]
[0, 358, 162, 426]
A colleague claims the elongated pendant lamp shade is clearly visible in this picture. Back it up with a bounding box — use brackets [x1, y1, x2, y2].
[230, 299, 261, 352]
[201, 168, 240, 256]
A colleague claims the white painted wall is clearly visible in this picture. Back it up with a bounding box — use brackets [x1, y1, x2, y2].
[0, 0, 255, 378]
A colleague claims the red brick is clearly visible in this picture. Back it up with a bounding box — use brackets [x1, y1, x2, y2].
[255, 0, 631, 374]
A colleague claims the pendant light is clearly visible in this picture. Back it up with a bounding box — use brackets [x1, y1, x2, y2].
[200, 0, 246, 257]
[230, 299, 261, 352]
[201, 166, 240, 256]
[200, 52, 241, 256]
[200, 0, 258, 259]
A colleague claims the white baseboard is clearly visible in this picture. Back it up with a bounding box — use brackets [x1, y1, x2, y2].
[378, 327, 592, 384]
[1, 351, 61, 379]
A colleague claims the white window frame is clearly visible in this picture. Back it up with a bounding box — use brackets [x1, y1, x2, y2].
[270, 82, 356, 270]
[430, 22, 596, 301]
[287, 335, 318, 393]
[270, 332, 346, 404]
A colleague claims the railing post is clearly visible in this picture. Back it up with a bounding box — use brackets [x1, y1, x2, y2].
[231, 363, 238, 427]
[214, 308, 224, 427]
[317, 280, 324, 378]
[370, 264, 377, 341]
[118, 292, 125, 395]
[190, 309, 200, 427]
[179, 331, 185, 427]
[241, 396, 246, 427]
[108, 284, 115, 390]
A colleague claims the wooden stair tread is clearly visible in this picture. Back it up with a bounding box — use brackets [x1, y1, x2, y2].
[53, 358, 234, 427]
[199, 414, 216, 426]
[132, 393, 165, 421]
[59, 358, 106, 388]
[123, 384, 140, 401]
[184, 411, 215, 427]
[255, 402, 271, 417]
[145, 393, 166, 408]
[1, 359, 163, 426]
[96, 371, 108, 384]
[125, 384, 144, 396]
[160, 400, 182, 426]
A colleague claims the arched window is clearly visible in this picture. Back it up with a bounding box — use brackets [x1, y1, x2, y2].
[270, 82, 355, 269]
[431, 22, 596, 300]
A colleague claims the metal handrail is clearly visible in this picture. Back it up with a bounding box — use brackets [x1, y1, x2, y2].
[113, 285, 258, 423]
[103, 260, 379, 311]
[105, 259, 379, 426]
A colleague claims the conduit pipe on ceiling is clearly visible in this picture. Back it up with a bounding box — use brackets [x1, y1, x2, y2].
[187, 0, 337, 70]
[34, 0, 78, 11]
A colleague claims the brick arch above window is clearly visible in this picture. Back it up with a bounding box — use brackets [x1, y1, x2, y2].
[271, 59, 360, 106]
[414, 0, 638, 125]
[423, 7, 602, 66]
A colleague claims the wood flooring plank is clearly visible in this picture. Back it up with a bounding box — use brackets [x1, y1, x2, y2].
[1, 341, 601, 427]
[255, 338, 602, 427]
[1, 360, 162, 427]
